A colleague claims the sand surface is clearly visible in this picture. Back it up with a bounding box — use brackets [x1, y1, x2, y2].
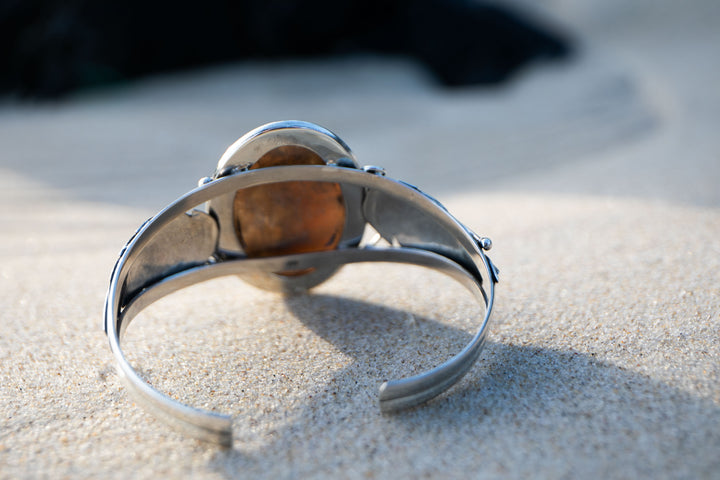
[1, 1, 718, 478]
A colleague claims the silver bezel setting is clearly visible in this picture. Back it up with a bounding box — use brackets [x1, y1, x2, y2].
[209, 120, 364, 292]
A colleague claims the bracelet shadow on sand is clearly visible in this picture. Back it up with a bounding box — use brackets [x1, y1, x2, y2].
[196, 291, 720, 476]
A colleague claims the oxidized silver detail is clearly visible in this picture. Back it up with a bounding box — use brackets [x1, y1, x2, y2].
[198, 176, 213, 187]
[362, 165, 387, 176]
[479, 237, 493, 251]
[123, 210, 219, 306]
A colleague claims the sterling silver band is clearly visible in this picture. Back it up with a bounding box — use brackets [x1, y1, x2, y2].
[104, 121, 498, 446]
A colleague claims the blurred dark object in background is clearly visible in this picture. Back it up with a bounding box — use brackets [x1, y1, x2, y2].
[0, 0, 571, 98]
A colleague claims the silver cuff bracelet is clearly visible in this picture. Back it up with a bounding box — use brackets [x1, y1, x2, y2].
[104, 120, 499, 446]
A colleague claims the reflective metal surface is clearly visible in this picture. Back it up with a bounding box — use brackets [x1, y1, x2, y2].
[104, 121, 498, 446]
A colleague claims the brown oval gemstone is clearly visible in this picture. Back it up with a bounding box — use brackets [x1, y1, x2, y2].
[233, 145, 345, 263]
